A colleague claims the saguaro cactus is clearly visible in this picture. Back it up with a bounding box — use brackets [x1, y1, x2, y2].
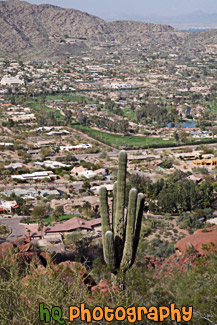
[99, 150, 144, 286]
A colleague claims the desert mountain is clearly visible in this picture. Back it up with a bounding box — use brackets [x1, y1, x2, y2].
[0, 0, 186, 59]
[106, 11, 217, 30]
[0, 0, 217, 60]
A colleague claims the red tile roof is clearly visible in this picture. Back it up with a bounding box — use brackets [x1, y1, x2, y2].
[12, 205, 19, 209]
[86, 218, 101, 227]
[45, 217, 92, 233]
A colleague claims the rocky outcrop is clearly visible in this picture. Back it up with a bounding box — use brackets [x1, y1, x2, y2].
[0, 237, 98, 291]
[91, 279, 120, 297]
[0, 237, 52, 267]
[155, 226, 217, 277]
[174, 225, 217, 255]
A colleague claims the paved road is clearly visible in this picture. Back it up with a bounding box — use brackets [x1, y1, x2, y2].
[0, 179, 110, 191]
[74, 142, 217, 160]
[45, 142, 217, 163]
[0, 217, 26, 242]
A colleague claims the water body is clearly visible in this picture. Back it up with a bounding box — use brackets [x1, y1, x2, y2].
[168, 121, 196, 128]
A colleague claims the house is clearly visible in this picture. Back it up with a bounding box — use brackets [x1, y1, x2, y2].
[30, 126, 53, 133]
[0, 201, 19, 213]
[60, 144, 92, 151]
[25, 225, 63, 246]
[91, 184, 113, 195]
[71, 166, 96, 179]
[186, 175, 202, 184]
[0, 142, 13, 147]
[11, 171, 57, 181]
[94, 168, 108, 176]
[25, 224, 43, 240]
[1, 76, 24, 86]
[86, 218, 102, 232]
[192, 158, 217, 167]
[11, 114, 36, 122]
[46, 130, 70, 136]
[25, 217, 104, 241]
[5, 163, 23, 169]
[34, 160, 71, 169]
[45, 216, 109, 237]
[3, 188, 61, 199]
[173, 151, 201, 160]
[45, 217, 93, 235]
[72, 196, 101, 210]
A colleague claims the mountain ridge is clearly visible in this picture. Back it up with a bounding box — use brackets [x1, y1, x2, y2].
[0, 0, 216, 60]
[0, 0, 182, 59]
[103, 10, 217, 30]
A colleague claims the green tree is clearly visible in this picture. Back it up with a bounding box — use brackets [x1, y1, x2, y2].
[31, 205, 46, 221]
[53, 206, 64, 222]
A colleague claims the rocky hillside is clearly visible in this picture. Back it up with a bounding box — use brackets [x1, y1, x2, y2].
[108, 20, 185, 46]
[0, 0, 109, 59]
[0, 0, 185, 59]
[1, 0, 217, 60]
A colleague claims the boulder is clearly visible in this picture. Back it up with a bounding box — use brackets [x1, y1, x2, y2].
[91, 279, 120, 297]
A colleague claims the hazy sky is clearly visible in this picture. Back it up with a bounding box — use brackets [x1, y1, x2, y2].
[27, 0, 217, 18]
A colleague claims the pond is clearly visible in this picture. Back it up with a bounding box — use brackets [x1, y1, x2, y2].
[168, 121, 196, 128]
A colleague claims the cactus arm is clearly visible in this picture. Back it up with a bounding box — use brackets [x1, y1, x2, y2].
[112, 182, 117, 233]
[99, 186, 110, 260]
[121, 188, 138, 272]
[104, 231, 116, 273]
[114, 150, 127, 266]
[131, 193, 144, 266]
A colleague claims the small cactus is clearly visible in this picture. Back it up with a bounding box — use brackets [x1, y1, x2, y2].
[99, 150, 144, 286]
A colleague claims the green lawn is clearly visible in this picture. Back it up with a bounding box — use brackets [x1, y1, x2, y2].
[46, 94, 85, 102]
[72, 124, 175, 148]
[122, 109, 137, 122]
[21, 214, 76, 225]
[27, 100, 64, 120]
[45, 94, 96, 104]
[72, 123, 217, 149]
[43, 214, 76, 224]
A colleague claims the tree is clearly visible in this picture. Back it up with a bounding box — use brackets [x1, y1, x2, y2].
[174, 131, 179, 142]
[53, 206, 64, 222]
[64, 153, 77, 162]
[82, 201, 91, 214]
[64, 109, 72, 124]
[8, 119, 15, 128]
[32, 205, 46, 221]
[82, 180, 91, 192]
[78, 113, 89, 126]
[179, 129, 188, 143]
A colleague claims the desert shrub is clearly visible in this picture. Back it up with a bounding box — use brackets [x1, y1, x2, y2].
[0, 247, 216, 324]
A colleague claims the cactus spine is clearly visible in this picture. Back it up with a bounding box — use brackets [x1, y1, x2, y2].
[100, 150, 144, 285]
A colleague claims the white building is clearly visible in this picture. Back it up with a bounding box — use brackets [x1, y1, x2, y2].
[11, 171, 56, 181]
[60, 143, 92, 151]
[0, 200, 18, 213]
[71, 166, 96, 179]
[1, 76, 24, 86]
[34, 160, 71, 169]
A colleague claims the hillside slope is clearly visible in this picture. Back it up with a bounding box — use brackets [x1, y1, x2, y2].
[1, 0, 217, 60]
[0, 0, 185, 59]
